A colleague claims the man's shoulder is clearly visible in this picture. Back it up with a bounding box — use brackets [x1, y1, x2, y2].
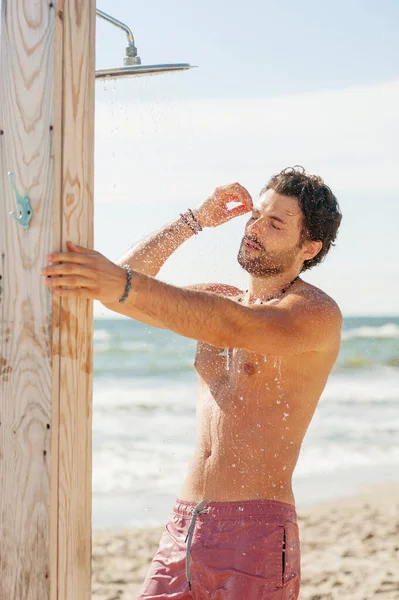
[289, 280, 343, 334]
[184, 282, 243, 298]
[297, 280, 341, 315]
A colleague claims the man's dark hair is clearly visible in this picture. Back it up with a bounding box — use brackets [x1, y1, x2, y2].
[260, 165, 342, 273]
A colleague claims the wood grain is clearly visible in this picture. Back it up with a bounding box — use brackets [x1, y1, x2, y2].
[0, 1, 95, 598]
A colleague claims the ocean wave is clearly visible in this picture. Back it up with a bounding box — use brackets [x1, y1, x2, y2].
[323, 371, 399, 402]
[337, 357, 372, 369]
[336, 357, 399, 369]
[341, 323, 399, 341]
[93, 362, 195, 379]
[93, 379, 197, 410]
[93, 328, 111, 341]
[94, 341, 157, 354]
[295, 445, 399, 476]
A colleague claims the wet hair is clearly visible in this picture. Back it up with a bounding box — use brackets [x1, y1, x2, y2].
[260, 165, 342, 273]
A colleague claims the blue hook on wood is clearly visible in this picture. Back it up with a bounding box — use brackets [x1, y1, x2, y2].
[8, 171, 33, 229]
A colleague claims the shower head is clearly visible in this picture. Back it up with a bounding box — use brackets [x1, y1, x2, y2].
[96, 63, 196, 80]
[96, 9, 196, 79]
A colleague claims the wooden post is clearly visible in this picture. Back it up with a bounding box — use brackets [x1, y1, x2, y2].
[0, 1, 96, 598]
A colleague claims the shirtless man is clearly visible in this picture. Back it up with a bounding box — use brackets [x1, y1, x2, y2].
[40, 166, 343, 599]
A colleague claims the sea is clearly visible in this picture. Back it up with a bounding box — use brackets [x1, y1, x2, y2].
[92, 316, 399, 529]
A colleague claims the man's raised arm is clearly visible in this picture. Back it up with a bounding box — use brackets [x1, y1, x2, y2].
[101, 213, 197, 327]
[101, 183, 253, 325]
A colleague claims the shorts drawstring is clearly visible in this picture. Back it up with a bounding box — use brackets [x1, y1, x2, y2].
[184, 500, 209, 591]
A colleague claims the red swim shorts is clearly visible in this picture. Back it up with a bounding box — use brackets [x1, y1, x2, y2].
[137, 497, 301, 600]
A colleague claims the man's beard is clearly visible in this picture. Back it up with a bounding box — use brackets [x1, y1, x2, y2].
[237, 238, 301, 277]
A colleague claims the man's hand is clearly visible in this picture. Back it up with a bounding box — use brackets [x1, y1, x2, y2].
[193, 183, 253, 228]
[40, 241, 127, 301]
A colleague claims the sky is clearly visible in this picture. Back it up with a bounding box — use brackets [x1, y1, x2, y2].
[93, 0, 399, 317]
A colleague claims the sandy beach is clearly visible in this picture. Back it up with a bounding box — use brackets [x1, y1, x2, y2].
[92, 482, 399, 600]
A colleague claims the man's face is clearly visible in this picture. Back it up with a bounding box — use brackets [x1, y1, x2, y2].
[237, 189, 305, 276]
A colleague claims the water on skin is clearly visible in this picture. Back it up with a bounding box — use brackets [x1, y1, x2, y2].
[216, 346, 289, 492]
[218, 347, 230, 370]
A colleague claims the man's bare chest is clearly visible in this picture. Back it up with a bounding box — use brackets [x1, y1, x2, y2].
[194, 340, 286, 388]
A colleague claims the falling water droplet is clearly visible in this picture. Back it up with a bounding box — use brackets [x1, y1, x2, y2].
[272, 483, 277, 487]
[276, 400, 281, 404]
[232, 463, 236, 468]
[256, 423, 261, 428]
[238, 506, 244, 511]
[226, 349, 230, 371]
[282, 465, 287, 471]
[283, 412, 289, 418]
[218, 348, 230, 370]
[274, 453, 278, 458]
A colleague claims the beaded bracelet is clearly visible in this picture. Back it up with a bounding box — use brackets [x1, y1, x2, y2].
[180, 212, 199, 235]
[118, 263, 133, 303]
[187, 209, 203, 232]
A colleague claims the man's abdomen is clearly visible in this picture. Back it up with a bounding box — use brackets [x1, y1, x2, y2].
[179, 448, 297, 506]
